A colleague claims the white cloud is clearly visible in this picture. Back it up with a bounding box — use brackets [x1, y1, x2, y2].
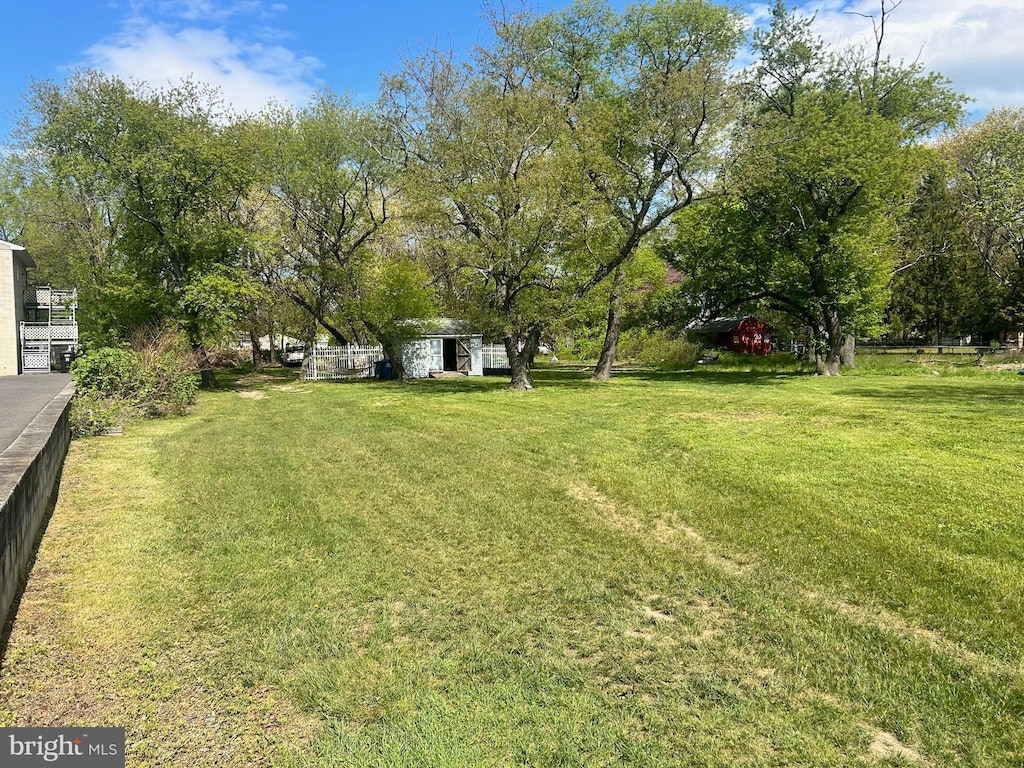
[155, 0, 268, 22]
[799, 1, 1024, 115]
[83, 16, 320, 116]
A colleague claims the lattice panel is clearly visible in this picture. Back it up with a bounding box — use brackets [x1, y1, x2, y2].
[49, 325, 78, 340]
[24, 287, 50, 305]
[21, 325, 50, 340]
[22, 352, 51, 371]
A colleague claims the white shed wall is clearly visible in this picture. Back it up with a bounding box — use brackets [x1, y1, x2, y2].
[398, 334, 484, 378]
[400, 339, 433, 379]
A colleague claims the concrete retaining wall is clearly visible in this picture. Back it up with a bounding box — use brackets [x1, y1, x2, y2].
[0, 382, 74, 633]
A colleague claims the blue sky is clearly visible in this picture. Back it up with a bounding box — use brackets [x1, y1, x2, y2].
[2, 0, 1021, 140]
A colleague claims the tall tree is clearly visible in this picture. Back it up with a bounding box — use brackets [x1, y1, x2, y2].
[26, 71, 262, 386]
[531, 0, 744, 380]
[942, 108, 1024, 335]
[0, 156, 28, 242]
[673, 1, 964, 374]
[259, 92, 404, 350]
[888, 164, 1001, 343]
[379, 18, 589, 389]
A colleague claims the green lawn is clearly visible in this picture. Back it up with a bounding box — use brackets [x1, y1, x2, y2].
[2, 364, 1023, 766]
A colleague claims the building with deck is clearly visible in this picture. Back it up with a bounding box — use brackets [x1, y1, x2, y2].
[0, 240, 79, 375]
[21, 285, 79, 373]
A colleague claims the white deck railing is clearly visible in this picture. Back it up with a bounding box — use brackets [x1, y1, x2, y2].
[20, 322, 79, 342]
[23, 286, 77, 307]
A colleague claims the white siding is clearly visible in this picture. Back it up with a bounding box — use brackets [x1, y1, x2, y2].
[400, 339, 433, 379]
[401, 333, 484, 378]
[470, 336, 483, 376]
[0, 248, 17, 376]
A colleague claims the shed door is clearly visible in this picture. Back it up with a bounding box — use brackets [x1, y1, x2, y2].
[456, 338, 472, 372]
[428, 339, 444, 371]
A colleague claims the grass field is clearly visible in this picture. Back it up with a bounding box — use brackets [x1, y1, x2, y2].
[1, 361, 1023, 766]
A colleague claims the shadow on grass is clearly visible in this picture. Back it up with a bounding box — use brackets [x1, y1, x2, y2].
[212, 365, 303, 391]
[358, 366, 811, 397]
[212, 360, 832, 399]
[841, 380, 1024, 409]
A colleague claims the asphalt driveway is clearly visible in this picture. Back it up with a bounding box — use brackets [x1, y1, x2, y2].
[0, 375, 72, 453]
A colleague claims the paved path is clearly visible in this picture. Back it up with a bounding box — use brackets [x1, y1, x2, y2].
[0, 375, 72, 454]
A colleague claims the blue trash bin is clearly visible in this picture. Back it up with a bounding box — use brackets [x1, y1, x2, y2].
[378, 359, 393, 380]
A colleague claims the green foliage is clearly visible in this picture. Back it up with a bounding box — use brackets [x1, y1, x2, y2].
[561, 328, 703, 367]
[615, 328, 704, 367]
[354, 258, 435, 342]
[672, 1, 965, 374]
[887, 164, 1003, 341]
[0, 155, 28, 242]
[70, 330, 200, 435]
[944, 108, 1024, 327]
[70, 347, 143, 401]
[24, 71, 261, 368]
[181, 265, 268, 348]
[259, 91, 398, 346]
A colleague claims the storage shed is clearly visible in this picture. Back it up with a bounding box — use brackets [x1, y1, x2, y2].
[691, 316, 772, 355]
[398, 319, 484, 378]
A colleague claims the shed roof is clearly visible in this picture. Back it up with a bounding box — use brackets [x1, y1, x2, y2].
[690, 317, 747, 334]
[402, 318, 480, 337]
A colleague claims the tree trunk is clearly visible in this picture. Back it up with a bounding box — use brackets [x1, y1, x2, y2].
[367, 321, 407, 382]
[840, 334, 856, 368]
[185, 319, 218, 388]
[592, 264, 626, 382]
[379, 340, 407, 381]
[195, 344, 217, 388]
[266, 320, 279, 364]
[506, 328, 541, 390]
[814, 350, 840, 376]
[248, 323, 263, 372]
[813, 319, 843, 376]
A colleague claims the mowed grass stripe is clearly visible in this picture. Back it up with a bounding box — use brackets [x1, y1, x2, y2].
[1, 368, 1022, 766]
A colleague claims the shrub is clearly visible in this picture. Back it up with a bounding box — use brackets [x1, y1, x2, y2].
[70, 347, 143, 401]
[69, 392, 135, 438]
[617, 329, 704, 367]
[70, 329, 200, 436]
[129, 328, 200, 416]
[558, 329, 704, 367]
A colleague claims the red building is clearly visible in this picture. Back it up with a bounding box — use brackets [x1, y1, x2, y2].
[691, 316, 772, 355]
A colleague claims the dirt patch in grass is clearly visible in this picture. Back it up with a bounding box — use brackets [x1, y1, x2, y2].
[568, 482, 753, 576]
[237, 389, 268, 400]
[867, 730, 927, 764]
[643, 606, 675, 623]
[273, 385, 312, 394]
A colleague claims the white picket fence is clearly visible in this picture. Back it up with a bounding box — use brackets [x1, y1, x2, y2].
[302, 342, 510, 380]
[303, 345, 385, 381]
[481, 344, 509, 369]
